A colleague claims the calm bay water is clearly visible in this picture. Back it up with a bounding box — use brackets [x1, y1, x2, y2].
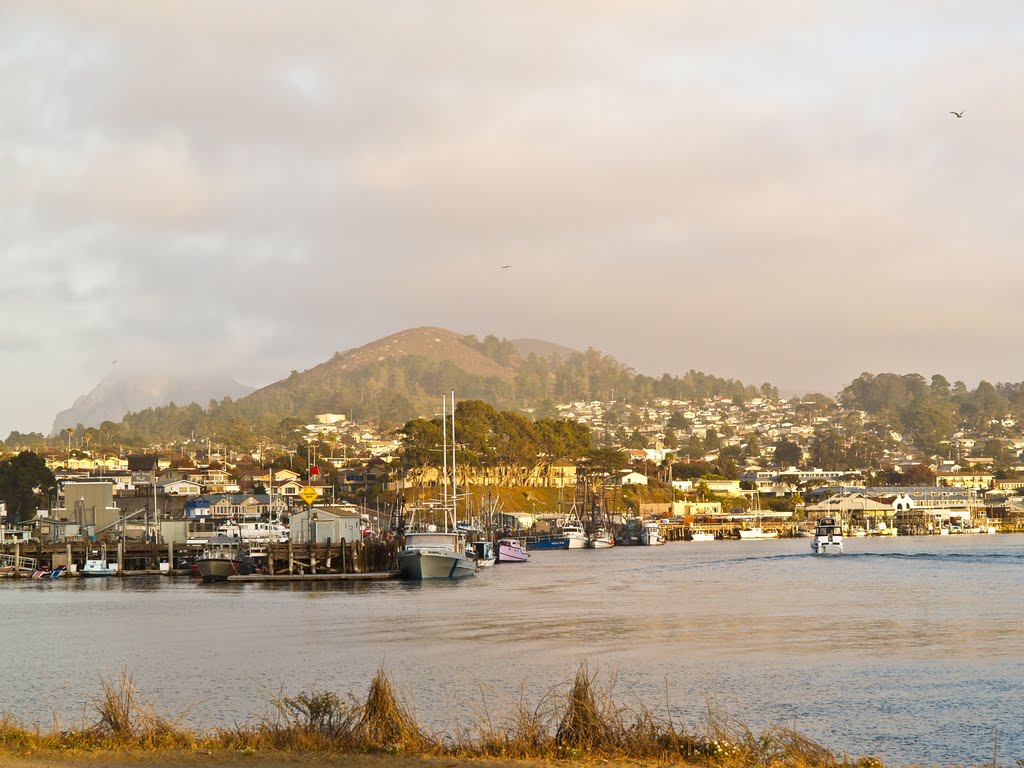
[2, 534, 1022, 765]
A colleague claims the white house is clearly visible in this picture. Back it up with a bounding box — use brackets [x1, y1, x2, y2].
[157, 479, 203, 497]
[606, 471, 649, 487]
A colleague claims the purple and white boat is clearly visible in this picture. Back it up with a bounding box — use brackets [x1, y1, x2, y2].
[496, 538, 529, 563]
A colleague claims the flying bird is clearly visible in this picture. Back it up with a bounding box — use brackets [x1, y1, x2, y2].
[500, 265, 511, 269]
[950, 111, 964, 118]
[112, 359, 118, 364]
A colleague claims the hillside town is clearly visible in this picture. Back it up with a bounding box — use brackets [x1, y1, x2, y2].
[4, 389, 1024, 550]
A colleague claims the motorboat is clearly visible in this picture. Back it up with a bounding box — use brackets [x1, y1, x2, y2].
[81, 558, 118, 577]
[811, 516, 843, 555]
[468, 540, 496, 568]
[398, 531, 476, 580]
[195, 535, 255, 582]
[639, 521, 664, 546]
[496, 538, 529, 563]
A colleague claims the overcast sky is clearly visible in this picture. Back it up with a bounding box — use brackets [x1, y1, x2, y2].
[3, 2, 1023, 436]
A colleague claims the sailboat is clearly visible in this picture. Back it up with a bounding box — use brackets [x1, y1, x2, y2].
[737, 492, 778, 540]
[398, 392, 476, 580]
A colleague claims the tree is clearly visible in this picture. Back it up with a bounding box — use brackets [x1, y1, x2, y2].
[0, 451, 57, 522]
[773, 439, 802, 467]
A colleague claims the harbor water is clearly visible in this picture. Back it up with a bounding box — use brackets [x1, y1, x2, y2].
[1, 533, 1022, 766]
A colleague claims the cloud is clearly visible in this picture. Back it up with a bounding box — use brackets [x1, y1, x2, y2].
[2, 1, 1024, 433]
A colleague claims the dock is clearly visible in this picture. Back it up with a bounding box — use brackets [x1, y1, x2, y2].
[227, 571, 400, 582]
[0, 538, 401, 578]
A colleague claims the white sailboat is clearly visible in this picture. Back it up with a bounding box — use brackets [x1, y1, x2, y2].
[737, 492, 778, 540]
[398, 392, 476, 580]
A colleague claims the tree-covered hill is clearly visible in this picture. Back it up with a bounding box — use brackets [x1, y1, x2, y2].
[20, 326, 768, 449]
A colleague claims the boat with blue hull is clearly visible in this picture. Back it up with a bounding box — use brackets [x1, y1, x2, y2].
[524, 535, 569, 550]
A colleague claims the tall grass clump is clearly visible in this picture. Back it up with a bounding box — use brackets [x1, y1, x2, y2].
[90, 669, 196, 749]
[353, 666, 428, 752]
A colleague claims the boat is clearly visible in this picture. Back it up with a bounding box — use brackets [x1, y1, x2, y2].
[639, 521, 664, 546]
[397, 392, 476, 581]
[810, 516, 843, 555]
[216, 521, 289, 544]
[468, 540, 496, 568]
[399, 530, 477, 579]
[737, 527, 778, 540]
[496, 537, 530, 563]
[81, 557, 118, 577]
[524, 534, 570, 550]
[195, 535, 255, 582]
[560, 509, 587, 549]
[738, 492, 778, 539]
[688, 530, 716, 542]
[585, 528, 615, 548]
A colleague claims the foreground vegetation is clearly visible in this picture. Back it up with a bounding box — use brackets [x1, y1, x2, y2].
[0, 666, 882, 768]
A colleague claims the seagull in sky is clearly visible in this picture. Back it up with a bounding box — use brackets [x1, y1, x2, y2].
[950, 110, 964, 118]
[112, 359, 118, 364]
[500, 265, 511, 269]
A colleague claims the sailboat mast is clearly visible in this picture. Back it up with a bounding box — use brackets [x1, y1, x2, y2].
[442, 396, 449, 532]
[451, 390, 457, 529]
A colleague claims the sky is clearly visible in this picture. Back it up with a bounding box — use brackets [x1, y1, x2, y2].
[3, 2, 1024, 436]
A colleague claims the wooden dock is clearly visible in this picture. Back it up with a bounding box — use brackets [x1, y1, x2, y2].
[0, 538, 401, 578]
[227, 571, 400, 582]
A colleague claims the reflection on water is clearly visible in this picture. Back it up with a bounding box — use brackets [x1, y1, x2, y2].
[1, 535, 1022, 765]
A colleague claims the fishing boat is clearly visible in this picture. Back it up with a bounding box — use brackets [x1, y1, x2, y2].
[195, 535, 255, 582]
[524, 534, 570, 550]
[398, 392, 476, 581]
[688, 530, 716, 542]
[399, 530, 477, 579]
[468, 540, 496, 568]
[561, 517, 587, 549]
[810, 516, 843, 555]
[496, 537, 530, 563]
[639, 521, 664, 546]
[585, 528, 615, 548]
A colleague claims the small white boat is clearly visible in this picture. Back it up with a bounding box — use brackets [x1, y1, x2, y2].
[688, 530, 715, 542]
[737, 527, 778, 540]
[811, 516, 843, 555]
[585, 528, 615, 548]
[639, 521, 665, 546]
[81, 558, 118, 577]
[496, 538, 529, 563]
[468, 540, 496, 568]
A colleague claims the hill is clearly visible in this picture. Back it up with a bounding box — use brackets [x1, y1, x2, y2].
[50, 368, 254, 435]
[57, 327, 765, 446]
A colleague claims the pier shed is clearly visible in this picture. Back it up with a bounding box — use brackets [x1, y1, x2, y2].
[290, 506, 362, 544]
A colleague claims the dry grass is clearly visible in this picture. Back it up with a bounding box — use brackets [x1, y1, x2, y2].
[0, 663, 884, 768]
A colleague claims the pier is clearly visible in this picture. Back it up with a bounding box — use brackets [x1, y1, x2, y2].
[0, 538, 402, 578]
